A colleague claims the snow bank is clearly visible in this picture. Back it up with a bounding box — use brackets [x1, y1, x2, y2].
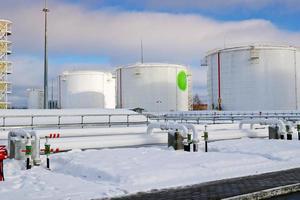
[1, 138, 300, 200]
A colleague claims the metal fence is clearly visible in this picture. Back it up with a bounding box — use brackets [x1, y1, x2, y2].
[147, 111, 300, 124]
[0, 113, 150, 130]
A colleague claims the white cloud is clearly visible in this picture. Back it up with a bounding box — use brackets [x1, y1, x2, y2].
[1, 0, 300, 106]
[125, 0, 299, 14]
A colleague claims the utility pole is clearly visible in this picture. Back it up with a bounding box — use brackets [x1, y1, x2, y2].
[43, 0, 49, 109]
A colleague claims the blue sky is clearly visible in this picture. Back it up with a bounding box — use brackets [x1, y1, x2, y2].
[62, 0, 300, 30]
[1, 0, 300, 107]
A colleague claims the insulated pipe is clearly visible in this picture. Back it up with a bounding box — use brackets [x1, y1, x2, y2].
[239, 118, 286, 134]
[147, 122, 189, 137]
[8, 129, 31, 155]
[183, 124, 199, 142]
[8, 129, 40, 164]
[30, 131, 41, 165]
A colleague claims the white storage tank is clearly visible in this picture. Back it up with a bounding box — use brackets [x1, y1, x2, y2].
[116, 63, 191, 112]
[59, 70, 115, 109]
[206, 45, 300, 111]
[27, 88, 44, 109]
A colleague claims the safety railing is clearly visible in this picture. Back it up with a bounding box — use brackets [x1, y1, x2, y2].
[0, 113, 150, 130]
[146, 111, 300, 124]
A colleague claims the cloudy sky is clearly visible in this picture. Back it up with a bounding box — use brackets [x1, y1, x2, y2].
[1, 0, 300, 107]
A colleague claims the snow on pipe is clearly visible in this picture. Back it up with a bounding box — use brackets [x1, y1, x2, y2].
[41, 134, 168, 151]
[0, 127, 153, 140]
[182, 124, 199, 142]
[147, 122, 189, 136]
[8, 129, 41, 164]
[239, 118, 286, 134]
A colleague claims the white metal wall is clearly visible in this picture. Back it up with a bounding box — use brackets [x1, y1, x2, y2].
[116, 63, 189, 112]
[207, 46, 300, 111]
[59, 71, 115, 109]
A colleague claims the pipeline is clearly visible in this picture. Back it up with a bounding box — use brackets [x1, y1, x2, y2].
[8, 129, 41, 165]
[183, 124, 199, 142]
[147, 122, 189, 136]
[239, 118, 287, 134]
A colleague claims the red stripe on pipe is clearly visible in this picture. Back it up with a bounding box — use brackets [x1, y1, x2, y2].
[57, 133, 60, 138]
[217, 52, 222, 110]
[50, 133, 52, 138]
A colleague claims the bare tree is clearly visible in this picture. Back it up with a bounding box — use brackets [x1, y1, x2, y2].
[193, 94, 202, 105]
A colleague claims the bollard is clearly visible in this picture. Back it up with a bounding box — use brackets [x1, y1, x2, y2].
[25, 139, 32, 170]
[202, 125, 208, 152]
[297, 124, 300, 140]
[0, 146, 7, 181]
[184, 133, 193, 152]
[287, 132, 293, 140]
[45, 136, 51, 169]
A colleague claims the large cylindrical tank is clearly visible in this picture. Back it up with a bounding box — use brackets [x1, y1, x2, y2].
[59, 70, 115, 109]
[206, 45, 300, 111]
[27, 89, 44, 109]
[116, 63, 191, 112]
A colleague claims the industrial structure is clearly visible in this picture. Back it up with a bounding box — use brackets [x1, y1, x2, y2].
[58, 70, 115, 109]
[0, 20, 12, 109]
[27, 89, 44, 109]
[116, 63, 192, 112]
[206, 45, 300, 111]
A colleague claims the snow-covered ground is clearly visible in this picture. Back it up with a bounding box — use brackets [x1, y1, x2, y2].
[2, 138, 300, 200]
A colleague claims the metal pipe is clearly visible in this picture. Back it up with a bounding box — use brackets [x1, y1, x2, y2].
[147, 122, 189, 136]
[239, 118, 287, 134]
[30, 131, 41, 165]
[8, 129, 40, 165]
[183, 124, 199, 142]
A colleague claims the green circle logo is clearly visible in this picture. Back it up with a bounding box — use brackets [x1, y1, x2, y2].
[177, 71, 187, 91]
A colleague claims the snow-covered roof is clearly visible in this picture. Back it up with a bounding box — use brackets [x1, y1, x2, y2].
[206, 44, 300, 56]
[61, 70, 112, 76]
[116, 62, 187, 70]
[0, 19, 12, 24]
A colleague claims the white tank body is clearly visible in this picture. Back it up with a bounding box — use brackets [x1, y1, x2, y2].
[206, 45, 300, 111]
[116, 63, 191, 112]
[59, 70, 115, 109]
[27, 89, 44, 109]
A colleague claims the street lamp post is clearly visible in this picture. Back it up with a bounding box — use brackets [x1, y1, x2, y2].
[43, 0, 49, 109]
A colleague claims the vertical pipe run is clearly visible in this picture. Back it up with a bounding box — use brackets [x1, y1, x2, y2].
[0, 161, 4, 181]
[217, 51, 222, 110]
[294, 50, 298, 110]
[119, 69, 122, 108]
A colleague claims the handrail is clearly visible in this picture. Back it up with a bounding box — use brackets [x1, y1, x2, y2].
[146, 111, 300, 124]
[0, 113, 149, 130]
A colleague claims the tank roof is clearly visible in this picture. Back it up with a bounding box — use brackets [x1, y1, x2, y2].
[0, 19, 12, 24]
[206, 44, 300, 56]
[61, 70, 112, 76]
[116, 62, 187, 70]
